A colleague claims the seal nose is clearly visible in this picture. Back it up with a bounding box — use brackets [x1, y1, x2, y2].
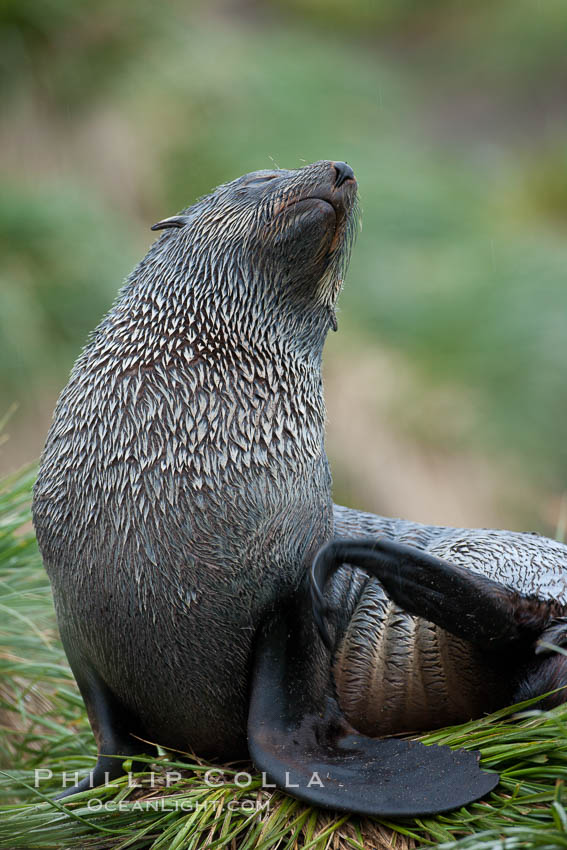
[332, 161, 355, 188]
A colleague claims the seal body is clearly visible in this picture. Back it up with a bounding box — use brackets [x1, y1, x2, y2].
[33, 161, 567, 814]
[33, 161, 357, 757]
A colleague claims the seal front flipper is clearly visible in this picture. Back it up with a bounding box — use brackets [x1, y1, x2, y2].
[56, 635, 157, 799]
[248, 610, 498, 817]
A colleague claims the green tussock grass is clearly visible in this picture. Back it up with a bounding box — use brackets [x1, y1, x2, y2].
[0, 472, 566, 850]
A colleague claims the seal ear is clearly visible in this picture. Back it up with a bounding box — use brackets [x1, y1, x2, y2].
[150, 215, 191, 232]
[248, 609, 498, 817]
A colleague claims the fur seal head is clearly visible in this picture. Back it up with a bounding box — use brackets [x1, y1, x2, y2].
[148, 160, 359, 342]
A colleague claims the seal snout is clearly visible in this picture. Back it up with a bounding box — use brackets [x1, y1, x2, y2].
[332, 161, 355, 188]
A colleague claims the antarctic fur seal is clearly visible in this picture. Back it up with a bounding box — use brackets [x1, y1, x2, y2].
[33, 160, 567, 816]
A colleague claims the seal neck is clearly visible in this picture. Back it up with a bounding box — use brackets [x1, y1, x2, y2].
[111, 233, 335, 370]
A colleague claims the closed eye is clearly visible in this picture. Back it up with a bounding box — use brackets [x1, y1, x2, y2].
[246, 173, 280, 185]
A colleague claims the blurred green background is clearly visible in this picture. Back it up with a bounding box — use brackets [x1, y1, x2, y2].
[1, 0, 566, 533]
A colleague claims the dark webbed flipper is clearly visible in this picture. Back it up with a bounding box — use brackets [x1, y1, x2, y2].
[312, 538, 567, 714]
[57, 638, 157, 799]
[311, 538, 547, 653]
[248, 611, 498, 817]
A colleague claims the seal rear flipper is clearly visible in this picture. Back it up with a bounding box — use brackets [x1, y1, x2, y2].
[248, 612, 499, 817]
[311, 538, 549, 652]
